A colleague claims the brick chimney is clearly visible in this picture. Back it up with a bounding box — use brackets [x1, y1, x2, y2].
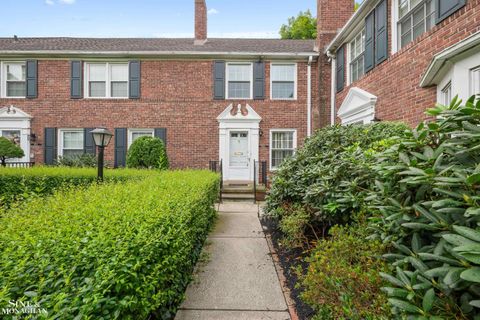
[194, 0, 207, 45]
[315, 0, 354, 128]
[316, 0, 354, 51]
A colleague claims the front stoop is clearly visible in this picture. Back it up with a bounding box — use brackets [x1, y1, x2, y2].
[175, 203, 290, 320]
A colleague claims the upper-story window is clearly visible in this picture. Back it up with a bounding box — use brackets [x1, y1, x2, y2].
[226, 63, 253, 99]
[349, 29, 366, 83]
[271, 63, 297, 100]
[85, 62, 128, 98]
[398, 0, 435, 49]
[2, 62, 26, 98]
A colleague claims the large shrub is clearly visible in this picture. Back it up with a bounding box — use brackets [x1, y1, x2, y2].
[300, 218, 390, 320]
[0, 137, 24, 166]
[266, 122, 407, 227]
[127, 136, 169, 170]
[0, 170, 219, 319]
[0, 167, 150, 207]
[368, 96, 480, 318]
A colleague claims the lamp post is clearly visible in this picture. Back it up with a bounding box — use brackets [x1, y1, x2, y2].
[91, 127, 113, 182]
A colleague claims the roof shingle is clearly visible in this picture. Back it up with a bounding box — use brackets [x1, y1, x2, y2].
[0, 37, 317, 54]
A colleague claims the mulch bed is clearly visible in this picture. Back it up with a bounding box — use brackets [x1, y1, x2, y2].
[260, 215, 316, 320]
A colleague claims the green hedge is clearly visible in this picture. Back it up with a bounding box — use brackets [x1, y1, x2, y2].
[0, 170, 219, 319]
[127, 136, 169, 170]
[0, 167, 151, 207]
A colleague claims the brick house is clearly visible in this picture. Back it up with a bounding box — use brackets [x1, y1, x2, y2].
[322, 0, 480, 126]
[0, 0, 318, 182]
[0, 0, 479, 182]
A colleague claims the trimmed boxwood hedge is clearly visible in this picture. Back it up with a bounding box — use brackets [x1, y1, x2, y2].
[0, 167, 151, 207]
[0, 170, 219, 319]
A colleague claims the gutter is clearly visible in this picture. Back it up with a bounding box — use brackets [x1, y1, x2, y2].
[307, 55, 313, 137]
[0, 50, 319, 60]
[327, 51, 336, 126]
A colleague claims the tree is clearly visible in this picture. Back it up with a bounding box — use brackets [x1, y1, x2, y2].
[126, 136, 168, 170]
[280, 10, 317, 40]
[0, 137, 24, 167]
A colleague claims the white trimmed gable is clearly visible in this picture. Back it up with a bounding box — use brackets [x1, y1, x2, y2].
[0, 106, 32, 121]
[217, 104, 261, 125]
[338, 87, 377, 125]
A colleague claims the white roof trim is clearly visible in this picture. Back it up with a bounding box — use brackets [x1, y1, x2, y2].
[0, 105, 32, 120]
[217, 104, 261, 123]
[420, 31, 480, 87]
[0, 50, 318, 60]
[338, 87, 377, 124]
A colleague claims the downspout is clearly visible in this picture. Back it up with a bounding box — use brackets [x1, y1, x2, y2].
[327, 51, 336, 126]
[307, 56, 313, 137]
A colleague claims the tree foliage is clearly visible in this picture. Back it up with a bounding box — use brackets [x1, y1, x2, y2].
[279, 10, 317, 40]
[0, 137, 24, 166]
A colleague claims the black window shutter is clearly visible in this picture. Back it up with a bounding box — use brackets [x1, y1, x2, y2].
[213, 61, 225, 100]
[364, 10, 375, 73]
[114, 128, 127, 168]
[154, 128, 167, 147]
[436, 0, 466, 23]
[374, 0, 388, 66]
[44, 128, 57, 165]
[336, 46, 345, 93]
[84, 128, 96, 155]
[253, 62, 265, 100]
[26, 60, 37, 99]
[71, 61, 83, 99]
[129, 61, 141, 99]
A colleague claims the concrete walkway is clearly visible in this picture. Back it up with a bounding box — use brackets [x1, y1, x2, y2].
[175, 202, 290, 320]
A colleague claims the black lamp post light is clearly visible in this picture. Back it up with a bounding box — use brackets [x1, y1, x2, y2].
[91, 127, 113, 181]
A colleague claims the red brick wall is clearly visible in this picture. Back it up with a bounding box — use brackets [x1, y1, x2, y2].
[334, 0, 480, 127]
[0, 59, 317, 170]
[316, 0, 354, 128]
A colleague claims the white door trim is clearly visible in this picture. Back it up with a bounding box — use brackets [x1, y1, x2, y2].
[217, 104, 261, 181]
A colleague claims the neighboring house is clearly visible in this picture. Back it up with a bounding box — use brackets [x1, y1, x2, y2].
[323, 0, 480, 126]
[0, 0, 319, 182]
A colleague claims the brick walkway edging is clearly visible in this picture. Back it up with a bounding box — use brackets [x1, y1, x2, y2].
[264, 233, 300, 320]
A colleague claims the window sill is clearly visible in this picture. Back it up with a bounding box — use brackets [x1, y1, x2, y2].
[83, 97, 130, 100]
[270, 98, 297, 101]
[2, 96, 26, 99]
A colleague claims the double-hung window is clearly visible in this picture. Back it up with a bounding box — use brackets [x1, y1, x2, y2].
[128, 129, 154, 148]
[270, 130, 297, 170]
[271, 63, 297, 100]
[349, 29, 366, 83]
[85, 63, 128, 98]
[398, 0, 435, 49]
[3, 62, 26, 98]
[226, 63, 252, 99]
[59, 129, 84, 158]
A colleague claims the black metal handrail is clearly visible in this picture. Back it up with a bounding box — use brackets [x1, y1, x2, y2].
[2, 162, 35, 168]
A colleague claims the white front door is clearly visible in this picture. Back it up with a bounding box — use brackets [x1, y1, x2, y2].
[228, 131, 250, 180]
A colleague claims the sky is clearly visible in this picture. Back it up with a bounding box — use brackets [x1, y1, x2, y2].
[1, 0, 317, 39]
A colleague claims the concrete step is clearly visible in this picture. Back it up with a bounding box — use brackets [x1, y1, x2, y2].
[222, 187, 254, 194]
[222, 193, 255, 202]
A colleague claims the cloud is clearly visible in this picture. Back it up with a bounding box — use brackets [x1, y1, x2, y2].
[45, 0, 76, 5]
[207, 8, 219, 15]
